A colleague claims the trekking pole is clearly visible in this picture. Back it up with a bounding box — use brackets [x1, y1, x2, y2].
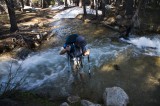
[88, 55, 91, 77]
[67, 54, 70, 72]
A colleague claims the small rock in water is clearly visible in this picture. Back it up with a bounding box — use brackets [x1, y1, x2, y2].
[60, 102, 69, 106]
[67, 95, 80, 103]
[113, 64, 120, 70]
[81, 100, 101, 106]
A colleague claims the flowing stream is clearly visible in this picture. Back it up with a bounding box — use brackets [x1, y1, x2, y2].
[0, 19, 160, 106]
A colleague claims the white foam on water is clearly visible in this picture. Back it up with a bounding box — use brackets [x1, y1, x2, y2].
[129, 37, 157, 48]
[0, 47, 69, 90]
[0, 43, 127, 90]
[124, 35, 160, 56]
[1, 35, 160, 91]
[88, 44, 129, 67]
[51, 5, 65, 10]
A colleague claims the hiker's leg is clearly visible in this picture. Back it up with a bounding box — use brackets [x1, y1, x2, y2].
[78, 57, 86, 81]
[71, 58, 79, 81]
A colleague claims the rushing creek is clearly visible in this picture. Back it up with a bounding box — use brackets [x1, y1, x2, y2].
[0, 19, 160, 106]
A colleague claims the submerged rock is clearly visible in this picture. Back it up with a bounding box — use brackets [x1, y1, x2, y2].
[81, 100, 101, 106]
[60, 102, 70, 106]
[13, 47, 32, 59]
[67, 95, 80, 103]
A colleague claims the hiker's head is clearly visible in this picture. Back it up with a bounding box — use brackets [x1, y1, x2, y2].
[63, 44, 71, 51]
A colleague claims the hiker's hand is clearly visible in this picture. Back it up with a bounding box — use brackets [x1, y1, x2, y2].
[84, 49, 90, 56]
[66, 45, 71, 51]
[59, 47, 66, 55]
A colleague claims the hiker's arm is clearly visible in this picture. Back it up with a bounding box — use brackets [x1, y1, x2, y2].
[76, 49, 90, 57]
[59, 49, 67, 55]
[59, 46, 71, 55]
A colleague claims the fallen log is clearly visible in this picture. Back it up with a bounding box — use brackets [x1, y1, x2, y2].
[100, 22, 121, 33]
[0, 30, 51, 53]
[0, 32, 39, 39]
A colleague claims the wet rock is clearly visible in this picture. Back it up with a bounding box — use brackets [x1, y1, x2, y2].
[106, 17, 116, 25]
[105, 4, 115, 10]
[34, 41, 40, 47]
[157, 25, 160, 33]
[114, 26, 119, 30]
[103, 86, 129, 106]
[84, 19, 91, 23]
[116, 15, 122, 20]
[76, 14, 83, 19]
[67, 95, 80, 103]
[38, 22, 44, 27]
[13, 47, 32, 59]
[110, 37, 119, 42]
[113, 64, 120, 70]
[81, 100, 101, 106]
[60, 102, 70, 106]
[149, 25, 154, 31]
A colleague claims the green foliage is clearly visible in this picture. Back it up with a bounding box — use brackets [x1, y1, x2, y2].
[0, 90, 55, 106]
[50, 0, 55, 5]
[32, 0, 39, 4]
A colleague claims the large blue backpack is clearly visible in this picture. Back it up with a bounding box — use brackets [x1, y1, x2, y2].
[65, 34, 79, 45]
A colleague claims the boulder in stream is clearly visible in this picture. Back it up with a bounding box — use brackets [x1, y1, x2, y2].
[103, 86, 129, 106]
[60, 102, 70, 106]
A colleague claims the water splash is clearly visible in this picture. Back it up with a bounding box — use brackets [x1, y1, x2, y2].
[0, 42, 129, 91]
[121, 35, 160, 56]
[129, 37, 157, 48]
[0, 48, 68, 90]
[1, 34, 160, 94]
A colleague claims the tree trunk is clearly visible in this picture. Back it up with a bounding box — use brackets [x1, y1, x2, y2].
[26, 0, 30, 6]
[65, 0, 68, 7]
[125, 0, 134, 16]
[90, 0, 94, 9]
[79, 0, 82, 7]
[5, 0, 19, 32]
[44, 0, 50, 8]
[101, 0, 105, 17]
[132, 0, 144, 28]
[76, 0, 80, 6]
[83, 0, 87, 18]
[41, 0, 44, 8]
[20, 0, 24, 8]
[134, 0, 138, 8]
[106, 0, 109, 4]
[95, 0, 98, 18]
[29, 0, 32, 6]
[77, 0, 80, 6]
[47, 0, 51, 6]
[41, 0, 47, 8]
[116, 0, 122, 7]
